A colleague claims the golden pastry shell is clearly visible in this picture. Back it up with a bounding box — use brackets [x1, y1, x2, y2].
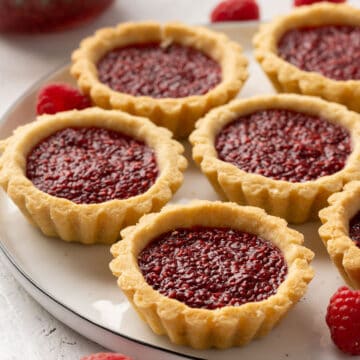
[319, 181, 360, 289]
[0, 107, 187, 244]
[71, 21, 248, 138]
[253, 3, 360, 112]
[189, 94, 360, 224]
[110, 200, 314, 349]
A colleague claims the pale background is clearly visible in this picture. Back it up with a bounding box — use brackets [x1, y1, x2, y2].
[1, 1, 360, 359]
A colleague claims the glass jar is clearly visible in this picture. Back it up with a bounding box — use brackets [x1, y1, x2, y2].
[0, 0, 114, 32]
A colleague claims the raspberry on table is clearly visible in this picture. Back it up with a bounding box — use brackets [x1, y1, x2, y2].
[210, 0, 260, 22]
[326, 286, 360, 355]
[81, 353, 133, 360]
[294, 0, 346, 6]
[36, 83, 91, 115]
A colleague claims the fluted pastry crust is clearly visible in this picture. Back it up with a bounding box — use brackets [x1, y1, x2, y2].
[254, 3, 360, 112]
[0, 107, 187, 244]
[109, 200, 314, 349]
[319, 181, 360, 289]
[71, 21, 248, 138]
[189, 94, 360, 224]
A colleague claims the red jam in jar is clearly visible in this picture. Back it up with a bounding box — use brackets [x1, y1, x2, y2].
[0, 0, 114, 32]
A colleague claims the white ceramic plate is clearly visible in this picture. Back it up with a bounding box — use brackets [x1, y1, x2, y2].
[0, 23, 349, 360]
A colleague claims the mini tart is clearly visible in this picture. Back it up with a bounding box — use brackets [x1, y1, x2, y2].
[71, 21, 248, 138]
[189, 94, 360, 224]
[319, 181, 360, 289]
[254, 3, 360, 112]
[109, 200, 314, 349]
[0, 108, 187, 244]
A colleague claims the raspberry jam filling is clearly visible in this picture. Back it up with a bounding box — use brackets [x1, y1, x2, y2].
[138, 226, 287, 310]
[97, 43, 221, 98]
[215, 109, 351, 183]
[349, 212, 360, 248]
[278, 25, 360, 81]
[26, 127, 158, 204]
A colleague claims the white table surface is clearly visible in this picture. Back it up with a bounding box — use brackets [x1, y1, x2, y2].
[1, 1, 360, 359]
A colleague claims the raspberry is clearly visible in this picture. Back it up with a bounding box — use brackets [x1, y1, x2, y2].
[81, 353, 133, 360]
[326, 286, 360, 355]
[294, 0, 346, 6]
[210, 0, 260, 22]
[36, 83, 91, 115]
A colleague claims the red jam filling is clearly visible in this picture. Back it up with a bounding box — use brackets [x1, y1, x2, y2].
[138, 226, 287, 310]
[97, 43, 222, 98]
[278, 25, 360, 81]
[26, 127, 158, 204]
[349, 212, 360, 248]
[215, 109, 351, 183]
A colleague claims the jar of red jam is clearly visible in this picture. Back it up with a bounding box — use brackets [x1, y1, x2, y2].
[0, 0, 114, 32]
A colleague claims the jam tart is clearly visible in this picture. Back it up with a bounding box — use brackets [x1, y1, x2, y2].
[0, 107, 187, 244]
[71, 21, 248, 138]
[319, 181, 360, 289]
[189, 94, 360, 224]
[254, 3, 360, 112]
[110, 200, 314, 349]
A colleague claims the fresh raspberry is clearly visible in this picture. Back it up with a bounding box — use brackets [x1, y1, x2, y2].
[294, 0, 346, 6]
[326, 286, 360, 355]
[210, 0, 260, 22]
[36, 83, 91, 115]
[81, 353, 133, 360]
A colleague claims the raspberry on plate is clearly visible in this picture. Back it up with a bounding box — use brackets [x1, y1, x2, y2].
[36, 83, 91, 115]
[326, 286, 360, 355]
[294, 0, 346, 6]
[81, 352, 133, 360]
[210, 0, 260, 22]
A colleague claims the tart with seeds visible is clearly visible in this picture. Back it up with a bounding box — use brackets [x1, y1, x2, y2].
[0, 107, 186, 244]
[71, 21, 248, 138]
[319, 181, 360, 289]
[254, 3, 360, 112]
[190, 94, 360, 224]
[110, 201, 314, 349]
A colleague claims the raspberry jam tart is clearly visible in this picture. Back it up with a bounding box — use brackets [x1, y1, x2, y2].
[0, 108, 187, 244]
[190, 94, 360, 224]
[319, 181, 360, 289]
[110, 201, 314, 349]
[71, 22, 248, 138]
[254, 3, 360, 112]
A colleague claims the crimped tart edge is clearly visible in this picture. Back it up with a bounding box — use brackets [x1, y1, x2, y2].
[319, 181, 360, 289]
[189, 94, 360, 224]
[0, 107, 187, 244]
[253, 3, 360, 112]
[109, 200, 314, 349]
[71, 21, 248, 138]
